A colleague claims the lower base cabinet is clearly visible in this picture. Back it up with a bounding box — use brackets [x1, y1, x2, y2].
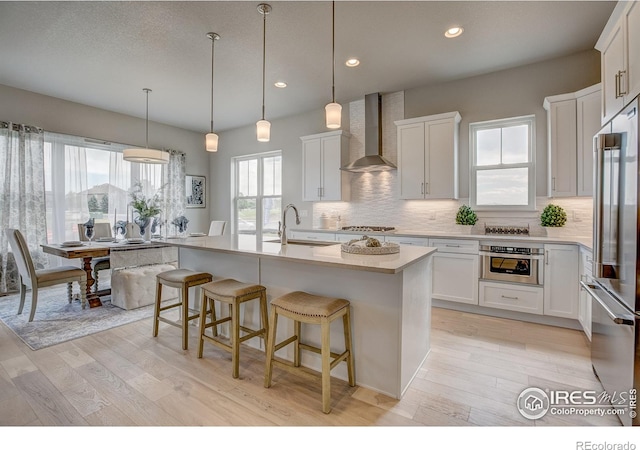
[429, 239, 479, 305]
[543, 244, 579, 319]
[479, 281, 544, 315]
[432, 252, 479, 305]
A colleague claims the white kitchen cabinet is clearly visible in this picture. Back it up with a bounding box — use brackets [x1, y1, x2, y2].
[578, 247, 593, 340]
[543, 244, 579, 319]
[544, 95, 577, 197]
[479, 281, 544, 314]
[288, 230, 336, 242]
[596, 0, 640, 125]
[301, 130, 350, 202]
[395, 112, 461, 200]
[576, 85, 602, 197]
[384, 235, 430, 246]
[543, 84, 601, 198]
[334, 232, 361, 243]
[429, 238, 479, 305]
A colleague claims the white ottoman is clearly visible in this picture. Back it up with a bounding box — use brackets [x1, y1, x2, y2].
[111, 263, 178, 310]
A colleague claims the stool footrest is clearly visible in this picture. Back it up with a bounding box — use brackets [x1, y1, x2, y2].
[274, 335, 298, 352]
[159, 301, 183, 312]
[298, 342, 344, 362]
[238, 327, 266, 343]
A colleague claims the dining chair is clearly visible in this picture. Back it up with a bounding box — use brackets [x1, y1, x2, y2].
[5, 228, 87, 322]
[78, 222, 112, 292]
[208, 220, 226, 236]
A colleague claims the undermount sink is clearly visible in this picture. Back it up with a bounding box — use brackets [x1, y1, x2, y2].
[264, 239, 336, 247]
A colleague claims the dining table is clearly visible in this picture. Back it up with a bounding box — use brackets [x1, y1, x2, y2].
[40, 239, 169, 308]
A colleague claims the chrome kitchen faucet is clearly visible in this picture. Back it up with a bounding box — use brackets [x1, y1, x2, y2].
[278, 203, 301, 245]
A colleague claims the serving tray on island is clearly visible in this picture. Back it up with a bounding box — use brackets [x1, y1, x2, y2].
[341, 242, 400, 255]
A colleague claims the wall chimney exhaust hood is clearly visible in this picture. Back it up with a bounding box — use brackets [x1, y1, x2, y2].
[341, 93, 397, 172]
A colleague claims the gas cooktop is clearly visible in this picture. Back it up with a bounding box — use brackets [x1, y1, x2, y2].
[341, 226, 396, 232]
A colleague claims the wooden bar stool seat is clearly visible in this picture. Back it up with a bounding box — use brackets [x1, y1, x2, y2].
[153, 268, 213, 350]
[264, 291, 355, 414]
[198, 279, 268, 379]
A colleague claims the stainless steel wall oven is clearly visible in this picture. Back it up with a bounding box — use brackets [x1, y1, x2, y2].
[479, 242, 544, 286]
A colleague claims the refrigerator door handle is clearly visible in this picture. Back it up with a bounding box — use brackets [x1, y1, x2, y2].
[593, 134, 605, 277]
[580, 281, 635, 326]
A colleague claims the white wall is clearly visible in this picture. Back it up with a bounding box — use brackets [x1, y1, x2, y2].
[0, 84, 210, 232]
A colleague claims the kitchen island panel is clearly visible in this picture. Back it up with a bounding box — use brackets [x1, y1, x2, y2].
[170, 239, 434, 399]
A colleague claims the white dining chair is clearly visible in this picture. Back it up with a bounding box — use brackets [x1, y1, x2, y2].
[5, 228, 87, 322]
[78, 222, 112, 292]
[208, 220, 226, 236]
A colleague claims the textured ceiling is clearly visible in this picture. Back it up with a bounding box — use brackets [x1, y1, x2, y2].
[0, 1, 616, 133]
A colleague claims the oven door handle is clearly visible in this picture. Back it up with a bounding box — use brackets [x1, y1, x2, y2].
[579, 281, 635, 326]
[479, 251, 544, 260]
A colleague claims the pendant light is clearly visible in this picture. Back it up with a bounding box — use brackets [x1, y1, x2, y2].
[325, 1, 341, 129]
[206, 32, 221, 152]
[123, 88, 169, 164]
[256, 3, 272, 142]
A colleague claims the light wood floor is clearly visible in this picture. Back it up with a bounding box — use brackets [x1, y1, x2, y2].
[0, 305, 622, 427]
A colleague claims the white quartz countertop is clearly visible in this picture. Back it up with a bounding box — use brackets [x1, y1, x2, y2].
[156, 235, 437, 274]
[294, 228, 593, 251]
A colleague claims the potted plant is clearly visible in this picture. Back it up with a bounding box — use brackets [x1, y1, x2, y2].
[455, 205, 477, 233]
[540, 204, 567, 237]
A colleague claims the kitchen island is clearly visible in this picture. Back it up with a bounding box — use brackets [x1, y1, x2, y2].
[159, 235, 436, 399]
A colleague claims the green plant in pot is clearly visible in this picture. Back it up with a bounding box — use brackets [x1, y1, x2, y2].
[456, 205, 478, 226]
[540, 204, 567, 227]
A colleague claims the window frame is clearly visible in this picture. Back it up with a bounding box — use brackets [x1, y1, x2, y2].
[469, 115, 536, 212]
[231, 150, 282, 241]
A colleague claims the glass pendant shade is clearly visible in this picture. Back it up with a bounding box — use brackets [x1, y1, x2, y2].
[325, 102, 342, 129]
[205, 132, 219, 152]
[256, 119, 271, 142]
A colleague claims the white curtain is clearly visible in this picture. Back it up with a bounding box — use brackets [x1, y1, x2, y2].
[44, 133, 91, 245]
[0, 122, 47, 293]
[162, 150, 186, 233]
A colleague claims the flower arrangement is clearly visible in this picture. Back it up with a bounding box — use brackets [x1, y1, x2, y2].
[455, 205, 478, 226]
[129, 182, 163, 219]
[540, 204, 567, 227]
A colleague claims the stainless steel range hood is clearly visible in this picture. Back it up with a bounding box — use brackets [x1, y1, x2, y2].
[341, 93, 397, 172]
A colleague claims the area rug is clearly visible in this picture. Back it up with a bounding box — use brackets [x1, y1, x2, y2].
[0, 284, 154, 351]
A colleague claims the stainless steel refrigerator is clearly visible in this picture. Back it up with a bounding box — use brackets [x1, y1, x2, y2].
[582, 97, 639, 426]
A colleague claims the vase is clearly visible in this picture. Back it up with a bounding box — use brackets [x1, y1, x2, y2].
[455, 224, 474, 234]
[135, 217, 151, 241]
[544, 226, 563, 238]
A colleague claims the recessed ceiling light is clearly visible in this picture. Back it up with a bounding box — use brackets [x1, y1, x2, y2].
[445, 26, 464, 38]
[274, 81, 287, 88]
[345, 58, 360, 67]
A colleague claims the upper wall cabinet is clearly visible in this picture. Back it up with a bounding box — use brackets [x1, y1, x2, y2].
[301, 130, 350, 202]
[596, 0, 640, 125]
[543, 83, 601, 198]
[395, 112, 461, 200]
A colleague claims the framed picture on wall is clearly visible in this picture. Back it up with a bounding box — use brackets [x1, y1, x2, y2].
[186, 175, 206, 208]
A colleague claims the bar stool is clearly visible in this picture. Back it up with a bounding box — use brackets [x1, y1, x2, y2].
[264, 291, 355, 414]
[153, 268, 213, 350]
[198, 279, 268, 379]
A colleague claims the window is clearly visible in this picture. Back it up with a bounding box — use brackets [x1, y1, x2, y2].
[44, 132, 164, 244]
[233, 151, 282, 247]
[470, 115, 536, 210]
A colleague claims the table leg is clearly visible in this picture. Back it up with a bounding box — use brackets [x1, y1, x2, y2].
[82, 257, 102, 308]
